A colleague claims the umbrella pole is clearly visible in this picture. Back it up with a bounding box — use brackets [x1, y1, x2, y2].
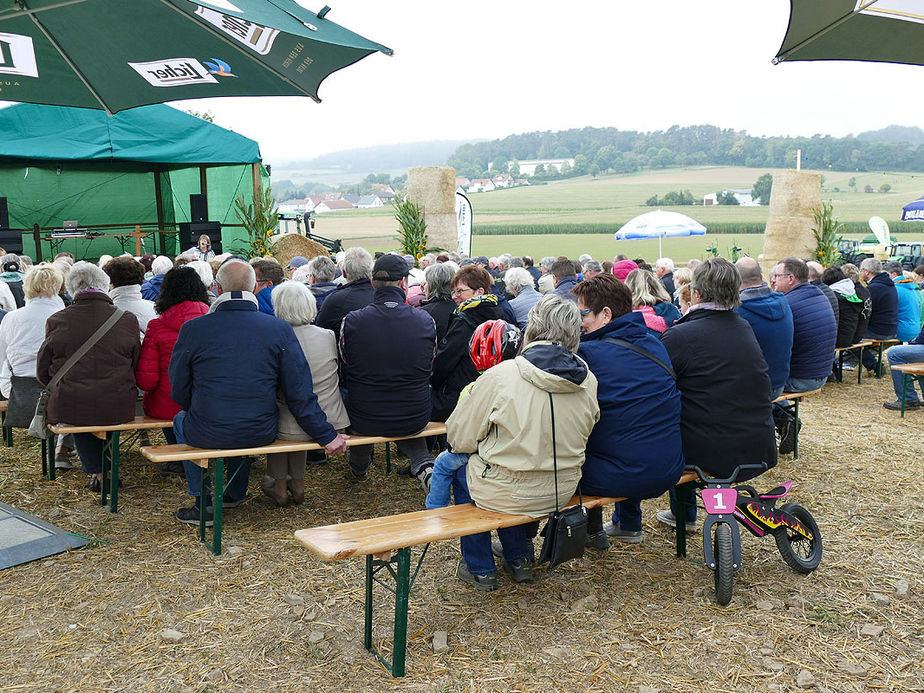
[658, 234, 662, 258]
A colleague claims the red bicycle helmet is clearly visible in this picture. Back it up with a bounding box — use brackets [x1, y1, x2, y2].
[469, 320, 522, 371]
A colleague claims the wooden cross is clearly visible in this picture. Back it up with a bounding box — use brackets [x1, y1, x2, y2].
[129, 225, 147, 256]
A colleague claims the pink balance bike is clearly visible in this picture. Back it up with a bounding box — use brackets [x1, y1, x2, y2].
[675, 463, 822, 606]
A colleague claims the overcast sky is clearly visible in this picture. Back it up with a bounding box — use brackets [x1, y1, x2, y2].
[13, 1, 924, 164]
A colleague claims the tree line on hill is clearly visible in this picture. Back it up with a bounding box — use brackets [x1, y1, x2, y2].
[446, 124, 924, 180]
[273, 172, 407, 203]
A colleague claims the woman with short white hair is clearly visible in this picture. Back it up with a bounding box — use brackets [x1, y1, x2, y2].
[505, 266, 541, 330]
[264, 281, 350, 506]
[37, 261, 141, 492]
[186, 259, 216, 297]
[0, 265, 65, 438]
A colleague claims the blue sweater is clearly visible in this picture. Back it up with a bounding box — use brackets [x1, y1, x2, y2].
[736, 286, 793, 393]
[577, 312, 685, 498]
[169, 298, 337, 449]
[784, 282, 837, 380]
[893, 276, 921, 342]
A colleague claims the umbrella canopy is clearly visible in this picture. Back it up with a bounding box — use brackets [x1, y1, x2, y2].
[774, 0, 924, 66]
[614, 210, 706, 256]
[0, 0, 392, 114]
[902, 195, 924, 221]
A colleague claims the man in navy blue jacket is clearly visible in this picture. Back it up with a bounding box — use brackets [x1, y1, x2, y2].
[735, 258, 793, 400]
[339, 254, 438, 490]
[769, 257, 836, 454]
[169, 260, 348, 524]
[859, 258, 898, 373]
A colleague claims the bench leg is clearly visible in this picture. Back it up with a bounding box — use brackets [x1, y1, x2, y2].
[101, 431, 121, 513]
[46, 435, 56, 481]
[836, 350, 844, 383]
[792, 397, 800, 460]
[876, 344, 885, 378]
[200, 458, 225, 556]
[391, 547, 411, 677]
[41, 437, 47, 478]
[384, 442, 391, 474]
[901, 374, 909, 417]
[857, 347, 863, 385]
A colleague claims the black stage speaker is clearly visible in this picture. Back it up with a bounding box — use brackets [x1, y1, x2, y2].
[190, 194, 208, 223]
[178, 221, 222, 254]
[0, 229, 23, 255]
[0, 197, 8, 229]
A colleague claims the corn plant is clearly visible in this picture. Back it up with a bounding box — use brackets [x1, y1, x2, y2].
[812, 200, 844, 266]
[233, 185, 278, 258]
[392, 195, 442, 258]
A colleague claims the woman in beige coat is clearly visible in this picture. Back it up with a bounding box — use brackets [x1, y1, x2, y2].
[264, 281, 350, 505]
[443, 294, 599, 590]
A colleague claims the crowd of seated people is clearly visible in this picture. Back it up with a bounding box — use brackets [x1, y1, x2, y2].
[1, 239, 920, 590]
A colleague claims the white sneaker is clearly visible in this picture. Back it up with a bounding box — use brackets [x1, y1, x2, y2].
[656, 510, 698, 533]
[416, 464, 433, 493]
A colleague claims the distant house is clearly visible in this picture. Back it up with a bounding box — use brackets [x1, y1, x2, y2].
[704, 189, 758, 206]
[343, 193, 361, 205]
[517, 158, 575, 176]
[455, 176, 471, 190]
[322, 191, 343, 201]
[357, 194, 384, 209]
[372, 183, 395, 195]
[468, 178, 496, 193]
[492, 174, 514, 188]
[308, 195, 323, 209]
[278, 197, 310, 214]
[314, 199, 355, 213]
[515, 178, 530, 186]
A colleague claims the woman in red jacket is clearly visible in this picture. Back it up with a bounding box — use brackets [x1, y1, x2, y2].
[135, 267, 209, 473]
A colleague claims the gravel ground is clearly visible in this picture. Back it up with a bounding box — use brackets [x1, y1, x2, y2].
[0, 372, 921, 693]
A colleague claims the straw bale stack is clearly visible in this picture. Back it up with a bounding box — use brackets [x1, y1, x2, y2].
[761, 170, 821, 274]
[272, 233, 329, 269]
[408, 166, 457, 253]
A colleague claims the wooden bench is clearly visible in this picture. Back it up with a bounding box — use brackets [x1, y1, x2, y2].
[772, 389, 822, 459]
[867, 338, 902, 377]
[833, 339, 874, 384]
[47, 417, 174, 512]
[141, 422, 447, 555]
[0, 400, 11, 447]
[890, 363, 924, 416]
[295, 470, 697, 677]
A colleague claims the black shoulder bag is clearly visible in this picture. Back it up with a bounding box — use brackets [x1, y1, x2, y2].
[537, 392, 588, 568]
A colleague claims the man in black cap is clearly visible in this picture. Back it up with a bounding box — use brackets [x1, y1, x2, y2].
[339, 253, 438, 490]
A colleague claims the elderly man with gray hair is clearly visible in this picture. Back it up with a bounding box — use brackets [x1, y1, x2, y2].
[858, 257, 898, 373]
[315, 246, 375, 340]
[537, 256, 556, 294]
[655, 257, 676, 297]
[168, 259, 348, 525]
[303, 254, 339, 310]
[657, 258, 777, 530]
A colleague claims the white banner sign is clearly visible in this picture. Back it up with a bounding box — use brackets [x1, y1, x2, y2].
[455, 192, 472, 257]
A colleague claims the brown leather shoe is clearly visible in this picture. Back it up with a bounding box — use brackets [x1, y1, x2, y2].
[261, 475, 288, 507]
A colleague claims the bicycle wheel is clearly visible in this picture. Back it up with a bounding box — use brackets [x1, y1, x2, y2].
[713, 522, 734, 606]
[774, 503, 822, 574]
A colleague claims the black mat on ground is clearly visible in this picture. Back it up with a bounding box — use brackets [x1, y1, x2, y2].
[0, 502, 88, 570]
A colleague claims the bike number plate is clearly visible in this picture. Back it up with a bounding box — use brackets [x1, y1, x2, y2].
[701, 488, 738, 515]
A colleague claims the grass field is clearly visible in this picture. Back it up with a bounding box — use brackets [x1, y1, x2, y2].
[310, 166, 924, 259]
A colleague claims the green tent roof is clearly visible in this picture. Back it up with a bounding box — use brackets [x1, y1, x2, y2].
[0, 103, 261, 164]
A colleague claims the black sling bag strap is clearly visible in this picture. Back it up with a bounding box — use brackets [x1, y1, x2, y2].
[601, 336, 676, 381]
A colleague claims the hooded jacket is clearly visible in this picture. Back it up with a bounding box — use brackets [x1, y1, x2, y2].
[0, 272, 24, 308]
[736, 285, 793, 393]
[135, 300, 209, 419]
[430, 294, 504, 421]
[866, 271, 898, 337]
[110, 284, 157, 337]
[140, 273, 165, 301]
[893, 275, 922, 342]
[660, 308, 777, 480]
[577, 312, 684, 499]
[828, 278, 865, 348]
[552, 275, 578, 302]
[853, 281, 872, 343]
[453, 341, 600, 517]
[783, 282, 837, 380]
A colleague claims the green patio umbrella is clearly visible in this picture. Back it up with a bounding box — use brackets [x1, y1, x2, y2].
[774, 0, 924, 66]
[0, 0, 392, 114]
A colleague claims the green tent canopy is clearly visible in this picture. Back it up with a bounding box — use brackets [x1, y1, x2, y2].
[0, 103, 268, 259]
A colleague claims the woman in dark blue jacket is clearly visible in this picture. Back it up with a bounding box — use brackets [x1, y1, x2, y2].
[574, 276, 685, 547]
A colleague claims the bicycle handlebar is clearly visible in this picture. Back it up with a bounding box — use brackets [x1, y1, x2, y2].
[684, 462, 768, 486]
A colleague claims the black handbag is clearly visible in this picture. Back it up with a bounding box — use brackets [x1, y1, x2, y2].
[5, 373, 45, 429]
[537, 392, 588, 569]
